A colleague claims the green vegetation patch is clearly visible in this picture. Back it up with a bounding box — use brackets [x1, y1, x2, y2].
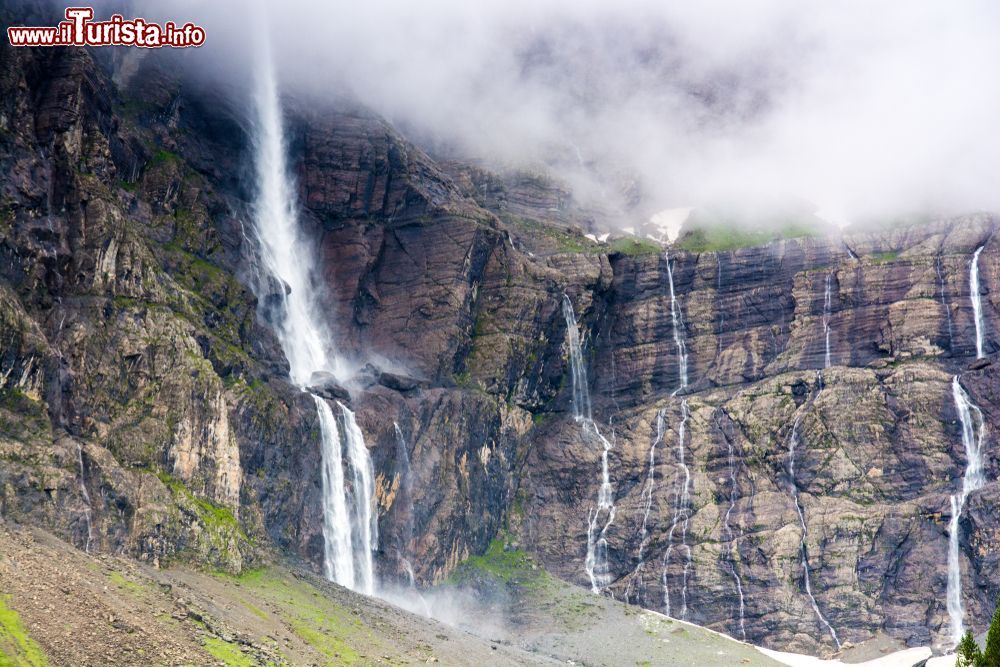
[607, 237, 661, 256]
[107, 571, 147, 598]
[157, 472, 245, 539]
[226, 568, 367, 664]
[0, 388, 51, 444]
[202, 636, 261, 667]
[676, 224, 817, 253]
[499, 215, 600, 254]
[0, 595, 49, 667]
[449, 537, 550, 590]
[871, 250, 900, 264]
[148, 149, 180, 168]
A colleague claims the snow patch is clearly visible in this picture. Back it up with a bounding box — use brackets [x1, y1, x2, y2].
[649, 207, 694, 243]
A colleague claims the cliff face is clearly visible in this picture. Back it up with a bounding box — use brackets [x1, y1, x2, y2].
[1, 16, 999, 657]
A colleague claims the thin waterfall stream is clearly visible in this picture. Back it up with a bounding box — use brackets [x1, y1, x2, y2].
[787, 416, 841, 649]
[946, 376, 987, 646]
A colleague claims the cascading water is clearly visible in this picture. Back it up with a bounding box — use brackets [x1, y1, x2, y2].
[970, 246, 986, 359]
[719, 414, 747, 641]
[76, 443, 94, 553]
[666, 253, 688, 391]
[627, 409, 666, 603]
[787, 416, 841, 649]
[717, 256, 725, 359]
[946, 376, 987, 646]
[822, 272, 834, 369]
[393, 422, 416, 576]
[936, 257, 954, 350]
[661, 252, 695, 619]
[662, 399, 692, 619]
[315, 397, 354, 584]
[251, 36, 376, 594]
[563, 295, 593, 422]
[563, 296, 616, 594]
[340, 404, 378, 595]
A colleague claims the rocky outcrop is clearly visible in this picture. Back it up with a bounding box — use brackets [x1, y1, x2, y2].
[2, 3, 1000, 658]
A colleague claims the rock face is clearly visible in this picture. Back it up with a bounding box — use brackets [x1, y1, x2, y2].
[2, 4, 1000, 658]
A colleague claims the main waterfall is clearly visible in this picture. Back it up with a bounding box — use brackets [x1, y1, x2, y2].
[251, 39, 377, 594]
[946, 376, 987, 646]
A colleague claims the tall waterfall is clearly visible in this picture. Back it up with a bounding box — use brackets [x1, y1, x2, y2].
[719, 415, 747, 641]
[822, 273, 834, 369]
[946, 376, 987, 646]
[251, 39, 376, 594]
[666, 253, 688, 391]
[563, 296, 616, 593]
[970, 246, 986, 359]
[627, 409, 666, 603]
[662, 399, 693, 619]
[661, 252, 694, 619]
[788, 417, 841, 649]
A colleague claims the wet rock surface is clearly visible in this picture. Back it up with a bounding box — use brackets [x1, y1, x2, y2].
[1, 5, 999, 658]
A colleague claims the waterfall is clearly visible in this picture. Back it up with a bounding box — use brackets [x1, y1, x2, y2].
[340, 403, 378, 595]
[251, 35, 375, 593]
[719, 415, 747, 641]
[936, 257, 954, 350]
[787, 416, 841, 649]
[393, 422, 416, 574]
[666, 253, 688, 391]
[563, 295, 616, 593]
[76, 443, 94, 553]
[662, 399, 692, 619]
[822, 272, 834, 369]
[315, 397, 354, 585]
[661, 252, 694, 618]
[970, 246, 986, 359]
[627, 409, 666, 602]
[946, 376, 987, 646]
[717, 256, 725, 360]
[563, 295, 593, 421]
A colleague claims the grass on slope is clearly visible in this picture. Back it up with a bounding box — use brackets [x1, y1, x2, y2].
[0, 596, 48, 667]
[225, 568, 370, 664]
[676, 224, 817, 253]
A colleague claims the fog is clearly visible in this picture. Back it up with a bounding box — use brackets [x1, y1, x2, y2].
[132, 0, 1000, 228]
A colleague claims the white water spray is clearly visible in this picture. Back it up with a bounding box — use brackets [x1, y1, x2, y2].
[787, 416, 841, 649]
[662, 399, 692, 619]
[822, 273, 834, 369]
[666, 253, 688, 391]
[563, 296, 616, 593]
[970, 246, 986, 359]
[315, 397, 354, 584]
[251, 33, 376, 593]
[946, 376, 987, 646]
[340, 403, 378, 595]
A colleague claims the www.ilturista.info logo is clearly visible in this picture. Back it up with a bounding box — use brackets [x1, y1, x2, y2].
[7, 7, 205, 48]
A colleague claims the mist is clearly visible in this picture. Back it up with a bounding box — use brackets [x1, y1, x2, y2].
[133, 0, 1000, 229]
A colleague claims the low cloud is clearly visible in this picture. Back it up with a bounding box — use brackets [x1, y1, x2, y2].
[135, 0, 1000, 227]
